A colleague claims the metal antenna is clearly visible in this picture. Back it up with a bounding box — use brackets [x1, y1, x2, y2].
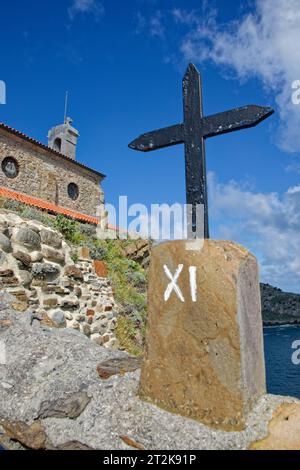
[64, 91, 69, 124]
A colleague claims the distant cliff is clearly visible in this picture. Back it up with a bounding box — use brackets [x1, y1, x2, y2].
[261, 283, 300, 325]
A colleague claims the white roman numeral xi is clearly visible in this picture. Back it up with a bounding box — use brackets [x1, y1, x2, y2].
[163, 264, 197, 303]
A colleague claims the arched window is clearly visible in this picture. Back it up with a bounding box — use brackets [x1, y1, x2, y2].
[2, 157, 19, 178]
[68, 182, 79, 201]
[53, 138, 62, 152]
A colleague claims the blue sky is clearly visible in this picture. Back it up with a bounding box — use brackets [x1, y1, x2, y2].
[1, 0, 300, 292]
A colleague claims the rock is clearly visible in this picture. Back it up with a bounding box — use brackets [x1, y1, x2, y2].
[64, 266, 83, 281]
[12, 250, 31, 267]
[0, 269, 19, 287]
[59, 296, 79, 309]
[90, 333, 102, 344]
[68, 320, 80, 330]
[93, 260, 108, 278]
[47, 310, 65, 326]
[8, 289, 28, 303]
[100, 318, 108, 328]
[13, 227, 41, 250]
[119, 435, 145, 450]
[250, 403, 300, 450]
[101, 334, 110, 344]
[43, 298, 58, 309]
[64, 312, 73, 321]
[0, 249, 7, 265]
[52, 441, 93, 450]
[40, 229, 62, 249]
[80, 323, 91, 336]
[1, 381, 14, 390]
[90, 323, 102, 334]
[18, 270, 32, 286]
[32, 263, 60, 281]
[10, 301, 28, 312]
[0, 211, 23, 226]
[1, 420, 46, 450]
[96, 356, 142, 379]
[38, 392, 91, 419]
[139, 240, 266, 431]
[104, 305, 113, 312]
[74, 286, 82, 297]
[0, 319, 12, 330]
[74, 313, 85, 322]
[31, 251, 43, 263]
[1, 297, 298, 451]
[41, 246, 65, 265]
[41, 285, 57, 294]
[124, 239, 151, 267]
[0, 233, 11, 253]
[78, 247, 90, 259]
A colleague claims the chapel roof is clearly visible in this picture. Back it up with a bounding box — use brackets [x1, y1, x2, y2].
[0, 122, 105, 179]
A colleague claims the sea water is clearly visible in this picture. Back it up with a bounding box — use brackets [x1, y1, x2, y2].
[264, 325, 300, 399]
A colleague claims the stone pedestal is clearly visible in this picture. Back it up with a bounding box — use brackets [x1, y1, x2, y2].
[139, 240, 266, 431]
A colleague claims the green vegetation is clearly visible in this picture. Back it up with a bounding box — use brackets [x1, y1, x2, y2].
[0, 198, 148, 354]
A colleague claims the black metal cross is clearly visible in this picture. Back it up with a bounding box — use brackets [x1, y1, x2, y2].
[129, 64, 274, 238]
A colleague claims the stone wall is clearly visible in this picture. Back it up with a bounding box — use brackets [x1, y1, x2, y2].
[0, 128, 104, 217]
[0, 210, 118, 349]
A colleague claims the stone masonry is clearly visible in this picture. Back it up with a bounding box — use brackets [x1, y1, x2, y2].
[0, 125, 105, 218]
[140, 239, 266, 431]
[0, 210, 118, 349]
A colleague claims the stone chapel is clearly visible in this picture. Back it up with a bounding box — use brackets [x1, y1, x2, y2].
[0, 118, 105, 224]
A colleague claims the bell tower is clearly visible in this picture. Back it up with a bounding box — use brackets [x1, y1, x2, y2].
[48, 117, 79, 160]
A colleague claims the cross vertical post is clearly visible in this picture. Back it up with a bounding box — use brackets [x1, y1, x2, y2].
[183, 64, 209, 238]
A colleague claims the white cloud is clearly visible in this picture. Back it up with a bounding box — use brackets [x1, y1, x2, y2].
[135, 10, 165, 38]
[173, 0, 300, 153]
[150, 11, 164, 38]
[209, 172, 300, 292]
[68, 0, 104, 21]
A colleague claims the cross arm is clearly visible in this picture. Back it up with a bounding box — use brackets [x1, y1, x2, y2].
[128, 124, 185, 152]
[201, 105, 274, 139]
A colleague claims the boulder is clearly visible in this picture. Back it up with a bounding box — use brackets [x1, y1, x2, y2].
[0, 233, 11, 253]
[18, 270, 33, 286]
[0, 249, 7, 265]
[41, 246, 65, 265]
[13, 227, 41, 250]
[79, 323, 91, 336]
[43, 298, 58, 309]
[47, 310, 66, 327]
[40, 229, 62, 249]
[250, 403, 300, 450]
[64, 266, 83, 281]
[139, 240, 266, 431]
[59, 296, 79, 309]
[2, 293, 298, 451]
[0, 269, 19, 287]
[32, 263, 60, 281]
[12, 250, 31, 268]
[31, 251, 43, 263]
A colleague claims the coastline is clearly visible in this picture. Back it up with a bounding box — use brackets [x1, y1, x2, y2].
[263, 320, 300, 327]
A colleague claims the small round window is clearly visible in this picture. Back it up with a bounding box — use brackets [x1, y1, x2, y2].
[68, 182, 79, 200]
[2, 157, 19, 179]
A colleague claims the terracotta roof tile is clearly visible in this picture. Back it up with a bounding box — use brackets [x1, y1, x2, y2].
[0, 186, 100, 225]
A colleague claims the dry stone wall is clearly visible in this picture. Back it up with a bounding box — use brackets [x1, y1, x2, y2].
[0, 210, 118, 349]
